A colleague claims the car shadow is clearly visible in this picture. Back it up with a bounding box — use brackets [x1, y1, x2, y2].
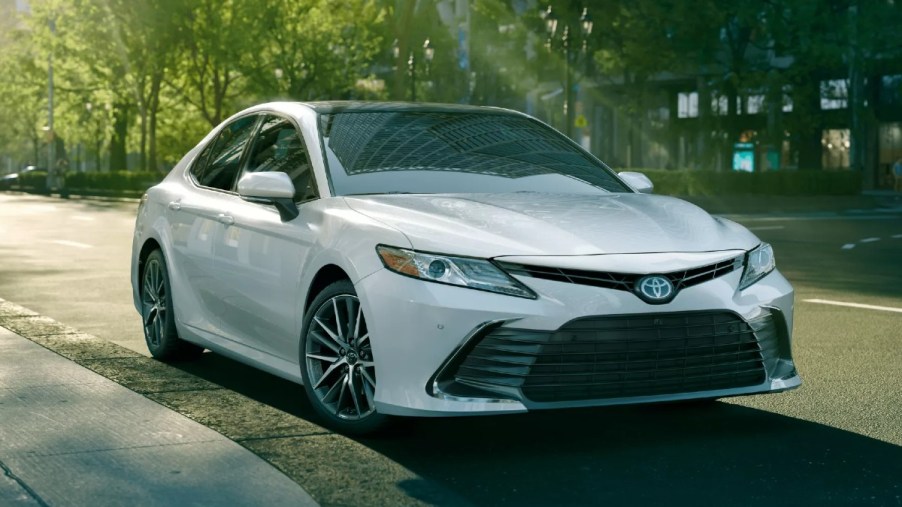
[174, 353, 902, 506]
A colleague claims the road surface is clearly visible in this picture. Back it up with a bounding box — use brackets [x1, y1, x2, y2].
[1, 192, 900, 506]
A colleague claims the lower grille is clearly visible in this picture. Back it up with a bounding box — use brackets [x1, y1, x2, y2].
[449, 311, 768, 403]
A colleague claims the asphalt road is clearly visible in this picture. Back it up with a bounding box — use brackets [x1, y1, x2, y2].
[1, 192, 900, 506]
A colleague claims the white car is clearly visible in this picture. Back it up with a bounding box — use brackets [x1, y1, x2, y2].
[131, 102, 800, 434]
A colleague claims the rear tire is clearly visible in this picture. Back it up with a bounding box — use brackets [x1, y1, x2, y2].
[300, 280, 389, 435]
[140, 249, 204, 361]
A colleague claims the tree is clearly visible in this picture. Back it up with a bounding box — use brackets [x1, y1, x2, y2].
[250, 0, 386, 101]
[0, 30, 47, 167]
[168, 0, 264, 128]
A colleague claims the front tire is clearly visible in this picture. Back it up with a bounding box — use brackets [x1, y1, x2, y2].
[140, 249, 204, 361]
[300, 280, 388, 434]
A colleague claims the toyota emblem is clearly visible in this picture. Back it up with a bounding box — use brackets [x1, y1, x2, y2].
[635, 275, 675, 304]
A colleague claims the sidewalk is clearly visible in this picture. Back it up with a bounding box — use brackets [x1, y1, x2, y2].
[0, 326, 319, 507]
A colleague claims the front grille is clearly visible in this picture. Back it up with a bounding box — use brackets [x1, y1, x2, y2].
[497, 256, 742, 294]
[448, 311, 768, 403]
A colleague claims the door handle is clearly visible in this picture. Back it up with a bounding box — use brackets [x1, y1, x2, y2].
[168, 201, 181, 211]
[217, 213, 234, 226]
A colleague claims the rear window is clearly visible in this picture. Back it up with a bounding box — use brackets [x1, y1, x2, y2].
[318, 111, 629, 195]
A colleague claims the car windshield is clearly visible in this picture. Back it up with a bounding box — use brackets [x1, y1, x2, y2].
[318, 110, 630, 196]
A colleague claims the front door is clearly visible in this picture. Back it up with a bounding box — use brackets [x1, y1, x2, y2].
[213, 114, 320, 362]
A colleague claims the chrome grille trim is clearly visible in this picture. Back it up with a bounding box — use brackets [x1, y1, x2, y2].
[497, 256, 742, 296]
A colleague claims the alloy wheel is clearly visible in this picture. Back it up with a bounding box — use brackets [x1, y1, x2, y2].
[141, 257, 167, 348]
[304, 294, 376, 420]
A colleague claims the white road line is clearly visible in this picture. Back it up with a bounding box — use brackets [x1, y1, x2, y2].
[893, 234, 902, 239]
[803, 299, 902, 314]
[841, 243, 856, 250]
[747, 225, 785, 231]
[860, 237, 881, 243]
[736, 215, 899, 222]
[51, 240, 92, 249]
[71, 215, 94, 222]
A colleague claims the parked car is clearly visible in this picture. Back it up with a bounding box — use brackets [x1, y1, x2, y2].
[0, 166, 46, 191]
[0, 172, 17, 190]
[130, 102, 800, 434]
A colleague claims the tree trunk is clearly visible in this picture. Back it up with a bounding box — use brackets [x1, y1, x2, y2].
[31, 133, 40, 166]
[148, 71, 163, 172]
[109, 102, 128, 171]
[793, 81, 823, 171]
[138, 102, 147, 172]
[391, 0, 417, 100]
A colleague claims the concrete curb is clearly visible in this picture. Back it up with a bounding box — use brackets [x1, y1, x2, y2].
[0, 324, 318, 507]
[0, 298, 470, 507]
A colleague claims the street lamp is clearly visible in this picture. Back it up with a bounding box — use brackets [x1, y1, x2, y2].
[402, 38, 435, 102]
[47, 17, 56, 174]
[541, 6, 593, 138]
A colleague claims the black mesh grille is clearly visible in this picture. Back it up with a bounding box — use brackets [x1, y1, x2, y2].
[450, 311, 768, 403]
[497, 257, 742, 295]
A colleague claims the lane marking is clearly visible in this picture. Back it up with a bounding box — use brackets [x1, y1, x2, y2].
[51, 240, 92, 249]
[893, 234, 902, 239]
[841, 243, 856, 250]
[747, 225, 785, 231]
[735, 215, 899, 222]
[860, 237, 881, 243]
[803, 299, 902, 314]
[71, 215, 94, 222]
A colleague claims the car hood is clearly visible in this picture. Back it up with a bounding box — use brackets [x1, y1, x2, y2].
[343, 192, 759, 257]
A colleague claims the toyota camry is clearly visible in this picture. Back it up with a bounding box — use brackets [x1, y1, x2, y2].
[131, 101, 800, 434]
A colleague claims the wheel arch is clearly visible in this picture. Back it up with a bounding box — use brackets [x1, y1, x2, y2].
[305, 264, 352, 312]
[137, 237, 163, 286]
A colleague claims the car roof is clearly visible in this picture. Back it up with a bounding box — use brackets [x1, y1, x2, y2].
[292, 100, 525, 116]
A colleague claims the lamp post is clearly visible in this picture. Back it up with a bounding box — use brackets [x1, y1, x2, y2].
[541, 6, 593, 139]
[47, 17, 56, 174]
[395, 38, 435, 102]
[84, 102, 93, 171]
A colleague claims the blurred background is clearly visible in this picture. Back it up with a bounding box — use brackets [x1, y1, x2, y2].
[1, 0, 901, 196]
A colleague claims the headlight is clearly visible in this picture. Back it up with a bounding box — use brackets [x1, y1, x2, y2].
[739, 243, 776, 289]
[376, 245, 537, 299]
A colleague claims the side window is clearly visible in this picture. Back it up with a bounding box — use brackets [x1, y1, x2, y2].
[242, 115, 318, 202]
[195, 115, 258, 191]
[189, 139, 215, 183]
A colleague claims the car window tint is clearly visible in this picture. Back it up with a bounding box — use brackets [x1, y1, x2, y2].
[197, 115, 258, 191]
[189, 140, 216, 183]
[319, 111, 630, 196]
[243, 115, 318, 202]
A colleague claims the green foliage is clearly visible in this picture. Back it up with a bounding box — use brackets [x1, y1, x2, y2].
[251, 0, 386, 102]
[15, 169, 162, 194]
[64, 171, 163, 192]
[0, 16, 47, 166]
[17, 170, 49, 191]
[639, 169, 863, 196]
[2, 0, 387, 170]
[3, 0, 900, 182]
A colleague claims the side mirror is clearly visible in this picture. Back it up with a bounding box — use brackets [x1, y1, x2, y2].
[237, 172, 299, 221]
[618, 171, 654, 194]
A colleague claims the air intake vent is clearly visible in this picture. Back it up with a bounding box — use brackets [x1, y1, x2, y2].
[448, 310, 768, 403]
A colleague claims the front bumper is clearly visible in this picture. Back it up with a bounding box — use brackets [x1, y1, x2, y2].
[356, 265, 798, 417]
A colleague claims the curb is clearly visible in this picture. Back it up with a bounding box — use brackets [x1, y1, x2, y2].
[0, 298, 469, 507]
